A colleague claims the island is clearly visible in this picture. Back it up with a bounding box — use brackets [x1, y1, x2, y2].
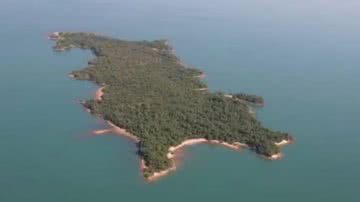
[49, 32, 293, 181]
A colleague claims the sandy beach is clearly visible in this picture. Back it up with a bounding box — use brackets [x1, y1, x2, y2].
[88, 87, 139, 142]
[275, 139, 292, 146]
[106, 121, 140, 142]
[92, 128, 112, 135]
[195, 72, 206, 79]
[194, 88, 208, 91]
[268, 152, 283, 160]
[169, 138, 208, 152]
[95, 87, 105, 101]
[144, 138, 246, 182]
[89, 106, 288, 182]
[146, 165, 177, 182]
[90, 115, 288, 181]
[87, 85, 289, 182]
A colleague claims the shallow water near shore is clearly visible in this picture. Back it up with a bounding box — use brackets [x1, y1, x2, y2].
[1, 0, 360, 201]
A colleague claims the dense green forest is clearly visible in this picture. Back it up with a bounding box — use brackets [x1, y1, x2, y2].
[52, 32, 292, 176]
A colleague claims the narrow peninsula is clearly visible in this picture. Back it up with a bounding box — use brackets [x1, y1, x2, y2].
[49, 32, 293, 181]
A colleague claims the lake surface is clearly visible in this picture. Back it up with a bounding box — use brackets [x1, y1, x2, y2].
[1, 0, 359, 201]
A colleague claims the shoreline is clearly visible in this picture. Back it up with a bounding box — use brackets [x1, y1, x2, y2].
[274, 139, 292, 147]
[68, 73, 75, 79]
[145, 138, 246, 182]
[145, 138, 291, 181]
[84, 86, 292, 182]
[91, 121, 140, 143]
[92, 128, 112, 135]
[267, 152, 283, 160]
[48, 32, 292, 182]
[194, 88, 208, 91]
[224, 94, 264, 107]
[93, 126, 249, 182]
[265, 139, 294, 160]
[95, 86, 105, 101]
[83, 85, 292, 182]
[195, 72, 206, 79]
[52, 31, 293, 182]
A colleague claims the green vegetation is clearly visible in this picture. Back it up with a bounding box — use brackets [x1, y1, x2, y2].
[53, 32, 292, 174]
[233, 93, 265, 106]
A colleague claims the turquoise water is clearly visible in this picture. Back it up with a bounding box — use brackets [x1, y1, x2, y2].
[1, 0, 360, 201]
